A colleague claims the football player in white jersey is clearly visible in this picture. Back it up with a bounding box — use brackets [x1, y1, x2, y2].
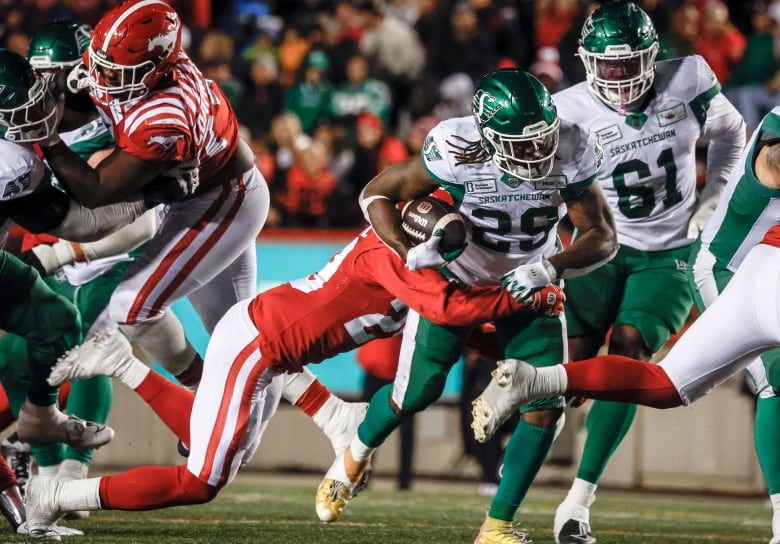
[689, 110, 780, 544]
[473, 2, 746, 543]
[0, 47, 141, 529]
[470, 119, 780, 544]
[317, 68, 617, 543]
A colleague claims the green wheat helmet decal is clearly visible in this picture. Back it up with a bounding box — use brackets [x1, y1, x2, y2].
[75, 24, 91, 52]
[473, 89, 503, 124]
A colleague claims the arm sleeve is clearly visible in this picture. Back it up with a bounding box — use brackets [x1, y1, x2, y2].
[31, 209, 157, 272]
[48, 194, 150, 242]
[702, 92, 746, 197]
[367, 248, 525, 326]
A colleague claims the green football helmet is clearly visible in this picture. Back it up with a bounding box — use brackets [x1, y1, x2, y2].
[0, 49, 59, 143]
[28, 19, 92, 70]
[472, 69, 559, 181]
[578, 0, 659, 109]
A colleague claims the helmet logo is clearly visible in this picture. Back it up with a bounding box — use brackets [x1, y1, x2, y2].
[581, 16, 594, 39]
[148, 28, 178, 57]
[74, 25, 91, 53]
[473, 89, 503, 124]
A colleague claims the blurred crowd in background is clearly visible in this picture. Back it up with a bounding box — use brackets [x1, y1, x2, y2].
[1, 0, 776, 228]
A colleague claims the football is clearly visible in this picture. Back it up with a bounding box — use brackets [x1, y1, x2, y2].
[401, 196, 467, 256]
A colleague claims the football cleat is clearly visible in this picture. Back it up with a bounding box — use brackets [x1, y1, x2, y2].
[25, 476, 66, 541]
[17, 402, 114, 450]
[48, 328, 134, 386]
[770, 537, 780, 544]
[320, 400, 368, 456]
[475, 511, 532, 543]
[315, 478, 352, 523]
[555, 498, 596, 544]
[1, 432, 32, 496]
[471, 359, 541, 443]
[555, 519, 596, 544]
[17, 521, 84, 537]
[315, 446, 371, 522]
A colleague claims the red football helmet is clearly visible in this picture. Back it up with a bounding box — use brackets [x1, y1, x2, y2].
[87, 0, 181, 104]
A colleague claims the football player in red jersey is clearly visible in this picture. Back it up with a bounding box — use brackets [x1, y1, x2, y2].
[24, 226, 564, 536]
[38, 0, 269, 390]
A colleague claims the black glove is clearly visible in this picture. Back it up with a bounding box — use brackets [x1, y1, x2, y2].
[142, 163, 200, 207]
[19, 249, 46, 276]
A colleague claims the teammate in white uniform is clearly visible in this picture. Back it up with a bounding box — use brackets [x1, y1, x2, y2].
[468, 124, 780, 543]
[317, 68, 617, 544]
[688, 109, 780, 544]
[523, 3, 745, 542]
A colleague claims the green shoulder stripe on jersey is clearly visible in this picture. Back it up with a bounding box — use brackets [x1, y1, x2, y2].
[759, 111, 780, 139]
[745, 139, 780, 199]
[560, 173, 596, 201]
[420, 158, 466, 205]
[68, 132, 115, 162]
[688, 82, 721, 127]
[708, 173, 773, 266]
[437, 180, 465, 208]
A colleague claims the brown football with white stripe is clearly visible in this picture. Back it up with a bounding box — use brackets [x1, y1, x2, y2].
[401, 196, 467, 256]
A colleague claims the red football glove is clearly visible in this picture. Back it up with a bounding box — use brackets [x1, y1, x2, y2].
[526, 284, 565, 317]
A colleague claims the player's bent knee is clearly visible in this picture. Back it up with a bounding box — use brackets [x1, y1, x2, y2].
[180, 468, 220, 505]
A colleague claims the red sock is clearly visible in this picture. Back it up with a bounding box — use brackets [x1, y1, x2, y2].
[135, 372, 194, 445]
[566, 355, 683, 408]
[99, 464, 216, 510]
[294, 379, 331, 417]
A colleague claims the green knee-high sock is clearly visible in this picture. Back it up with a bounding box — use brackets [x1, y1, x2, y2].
[30, 442, 64, 469]
[577, 400, 637, 483]
[357, 384, 402, 449]
[755, 396, 780, 494]
[489, 418, 556, 521]
[62, 376, 114, 464]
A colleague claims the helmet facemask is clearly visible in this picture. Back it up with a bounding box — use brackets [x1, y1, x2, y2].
[87, 46, 156, 104]
[580, 42, 658, 109]
[0, 73, 59, 143]
[482, 118, 560, 181]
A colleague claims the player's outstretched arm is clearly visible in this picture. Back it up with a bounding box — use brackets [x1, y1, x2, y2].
[40, 142, 169, 208]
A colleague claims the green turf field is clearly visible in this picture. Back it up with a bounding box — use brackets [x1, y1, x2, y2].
[15, 472, 770, 543]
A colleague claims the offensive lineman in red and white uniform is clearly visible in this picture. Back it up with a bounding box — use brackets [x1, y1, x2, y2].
[38, 0, 269, 387]
[24, 227, 564, 536]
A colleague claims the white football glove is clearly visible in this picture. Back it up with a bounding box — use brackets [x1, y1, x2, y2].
[687, 194, 719, 240]
[500, 259, 557, 302]
[406, 231, 448, 271]
[66, 62, 90, 93]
